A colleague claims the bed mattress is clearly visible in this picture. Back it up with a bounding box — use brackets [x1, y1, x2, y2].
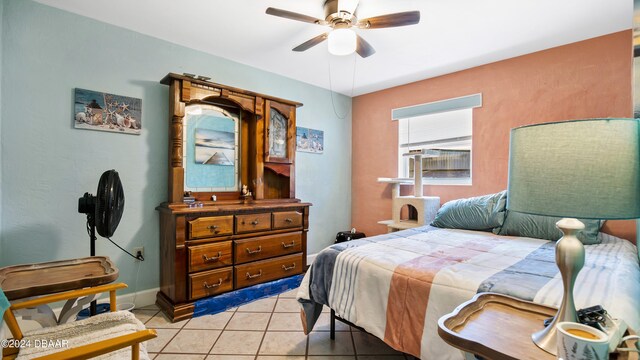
[297, 226, 640, 359]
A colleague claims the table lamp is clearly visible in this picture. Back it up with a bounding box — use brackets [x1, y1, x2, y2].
[507, 118, 640, 355]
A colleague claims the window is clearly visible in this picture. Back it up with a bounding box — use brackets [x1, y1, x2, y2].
[393, 94, 481, 185]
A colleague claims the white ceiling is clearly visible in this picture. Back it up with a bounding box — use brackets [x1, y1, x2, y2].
[35, 0, 631, 96]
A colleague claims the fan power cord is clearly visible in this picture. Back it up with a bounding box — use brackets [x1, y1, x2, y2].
[107, 237, 145, 261]
[85, 219, 144, 260]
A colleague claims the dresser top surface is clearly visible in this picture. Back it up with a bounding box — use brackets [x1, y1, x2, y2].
[157, 200, 312, 215]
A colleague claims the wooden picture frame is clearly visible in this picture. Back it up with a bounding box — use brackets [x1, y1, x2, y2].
[264, 100, 295, 164]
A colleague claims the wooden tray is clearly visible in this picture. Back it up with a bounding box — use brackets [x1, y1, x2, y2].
[438, 292, 555, 360]
[0, 256, 118, 300]
[438, 292, 637, 360]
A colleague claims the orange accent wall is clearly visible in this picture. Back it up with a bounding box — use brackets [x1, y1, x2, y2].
[352, 30, 636, 242]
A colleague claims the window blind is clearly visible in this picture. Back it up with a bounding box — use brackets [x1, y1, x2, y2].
[399, 108, 472, 148]
[392, 93, 482, 120]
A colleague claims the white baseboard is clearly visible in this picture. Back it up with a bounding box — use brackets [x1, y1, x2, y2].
[88, 287, 159, 309]
[112, 287, 159, 309]
[67, 287, 159, 311]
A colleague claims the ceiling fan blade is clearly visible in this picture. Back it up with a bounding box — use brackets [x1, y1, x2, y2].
[292, 33, 329, 52]
[355, 35, 375, 58]
[266, 7, 324, 25]
[357, 11, 420, 29]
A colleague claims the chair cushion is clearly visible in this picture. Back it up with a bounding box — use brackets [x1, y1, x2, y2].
[0, 288, 9, 321]
[16, 310, 150, 360]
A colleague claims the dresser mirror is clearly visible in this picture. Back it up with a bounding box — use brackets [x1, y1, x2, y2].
[183, 103, 241, 192]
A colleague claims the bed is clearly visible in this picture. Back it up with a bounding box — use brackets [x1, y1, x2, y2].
[297, 225, 640, 359]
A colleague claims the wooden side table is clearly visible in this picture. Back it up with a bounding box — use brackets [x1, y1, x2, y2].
[0, 256, 118, 326]
[437, 292, 637, 360]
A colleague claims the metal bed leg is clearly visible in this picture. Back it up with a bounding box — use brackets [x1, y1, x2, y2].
[330, 309, 336, 340]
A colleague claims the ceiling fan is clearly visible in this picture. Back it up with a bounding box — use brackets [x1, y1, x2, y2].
[266, 0, 420, 58]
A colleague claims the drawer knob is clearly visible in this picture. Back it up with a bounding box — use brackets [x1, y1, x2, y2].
[284, 218, 293, 223]
[281, 241, 296, 249]
[282, 263, 296, 271]
[203, 251, 222, 262]
[207, 225, 220, 233]
[246, 270, 263, 279]
[251, 219, 260, 226]
[246, 246, 262, 255]
[203, 278, 223, 289]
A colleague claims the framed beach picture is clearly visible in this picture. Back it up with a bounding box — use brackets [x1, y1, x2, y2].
[296, 126, 324, 154]
[74, 88, 142, 135]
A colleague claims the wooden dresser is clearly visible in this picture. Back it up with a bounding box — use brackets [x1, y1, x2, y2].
[156, 73, 310, 321]
[157, 202, 310, 321]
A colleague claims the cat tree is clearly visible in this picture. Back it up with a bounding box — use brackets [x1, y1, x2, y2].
[378, 151, 440, 232]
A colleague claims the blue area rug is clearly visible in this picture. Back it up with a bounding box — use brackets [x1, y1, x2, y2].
[193, 274, 304, 318]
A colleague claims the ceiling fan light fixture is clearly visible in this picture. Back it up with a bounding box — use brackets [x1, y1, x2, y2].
[328, 28, 357, 56]
[337, 0, 359, 14]
[267, 2, 419, 58]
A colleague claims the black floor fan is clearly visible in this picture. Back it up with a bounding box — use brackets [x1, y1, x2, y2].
[78, 169, 125, 315]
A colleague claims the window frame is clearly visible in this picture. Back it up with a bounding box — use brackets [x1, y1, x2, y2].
[392, 94, 482, 186]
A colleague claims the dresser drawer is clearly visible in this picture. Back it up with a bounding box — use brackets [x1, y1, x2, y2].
[188, 215, 233, 239]
[235, 253, 303, 289]
[272, 211, 303, 230]
[235, 213, 271, 234]
[188, 241, 233, 273]
[234, 232, 302, 264]
[189, 267, 233, 300]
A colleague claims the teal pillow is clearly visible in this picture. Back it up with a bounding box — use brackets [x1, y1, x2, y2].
[497, 211, 603, 245]
[431, 191, 507, 231]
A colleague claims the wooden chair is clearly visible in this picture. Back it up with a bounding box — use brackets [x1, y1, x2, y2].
[1, 283, 157, 360]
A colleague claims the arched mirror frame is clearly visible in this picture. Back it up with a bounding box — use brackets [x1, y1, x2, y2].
[183, 100, 243, 194]
[162, 73, 302, 204]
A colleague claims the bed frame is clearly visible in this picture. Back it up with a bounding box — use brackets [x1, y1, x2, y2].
[330, 309, 421, 360]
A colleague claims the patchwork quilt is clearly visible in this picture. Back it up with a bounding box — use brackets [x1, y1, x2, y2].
[297, 226, 640, 359]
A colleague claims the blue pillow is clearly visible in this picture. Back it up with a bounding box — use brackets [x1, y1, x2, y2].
[431, 191, 507, 231]
[497, 210, 602, 245]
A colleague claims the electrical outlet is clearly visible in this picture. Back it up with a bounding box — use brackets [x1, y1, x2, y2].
[133, 247, 144, 260]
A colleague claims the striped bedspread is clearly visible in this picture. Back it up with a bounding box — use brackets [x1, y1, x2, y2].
[297, 226, 640, 360]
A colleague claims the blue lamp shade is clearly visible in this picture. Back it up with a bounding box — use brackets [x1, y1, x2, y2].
[507, 118, 640, 220]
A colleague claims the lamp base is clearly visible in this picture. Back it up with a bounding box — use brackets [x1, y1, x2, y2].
[532, 218, 585, 355]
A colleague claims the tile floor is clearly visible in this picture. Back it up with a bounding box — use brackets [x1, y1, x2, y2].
[135, 288, 412, 360]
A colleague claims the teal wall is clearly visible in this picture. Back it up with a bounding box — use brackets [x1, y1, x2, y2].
[0, 0, 352, 294]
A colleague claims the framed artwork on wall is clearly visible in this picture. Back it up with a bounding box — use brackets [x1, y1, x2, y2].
[74, 88, 142, 135]
[296, 126, 324, 154]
